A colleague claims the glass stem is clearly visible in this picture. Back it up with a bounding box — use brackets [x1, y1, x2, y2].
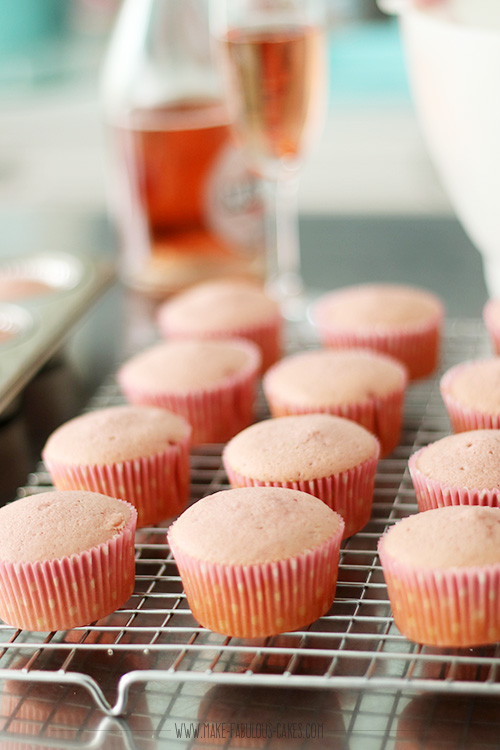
[265, 172, 303, 304]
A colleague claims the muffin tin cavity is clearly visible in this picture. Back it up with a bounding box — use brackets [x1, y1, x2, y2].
[0, 253, 84, 302]
[0, 304, 35, 347]
[0, 252, 114, 416]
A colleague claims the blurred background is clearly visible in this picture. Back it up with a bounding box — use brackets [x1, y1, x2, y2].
[0, 0, 451, 240]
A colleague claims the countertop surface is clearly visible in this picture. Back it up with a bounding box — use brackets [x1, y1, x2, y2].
[0, 210, 494, 750]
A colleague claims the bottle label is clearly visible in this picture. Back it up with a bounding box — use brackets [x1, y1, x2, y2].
[204, 143, 265, 256]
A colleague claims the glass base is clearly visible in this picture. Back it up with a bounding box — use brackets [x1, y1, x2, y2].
[265, 276, 325, 323]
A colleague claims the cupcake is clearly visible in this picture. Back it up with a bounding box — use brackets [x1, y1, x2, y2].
[263, 348, 408, 456]
[0, 490, 136, 632]
[157, 279, 283, 371]
[42, 405, 191, 527]
[483, 298, 500, 354]
[378, 505, 500, 647]
[117, 339, 261, 444]
[311, 283, 444, 379]
[409, 430, 500, 512]
[167, 486, 345, 637]
[440, 358, 500, 432]
[222, 413, 380, 538]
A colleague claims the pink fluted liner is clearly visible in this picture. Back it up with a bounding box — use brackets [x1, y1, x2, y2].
[0, 503, 137, 632]
[43, 433, 191, 527]
[158, 313, 283, 373]
[168, 524, 344, 638]
[312, 301, 443, 381]
[222, 453, 379, 539]
[440, 363, 500, 432]
[483, 300, 500, 355]
[118, 343, 261, 444]
[378, 535, 500, 647]
[263, 382, 405, 457]
[409, 450, 500, 511]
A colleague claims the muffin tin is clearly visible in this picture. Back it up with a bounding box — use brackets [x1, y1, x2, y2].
[0, 251, 115, 416]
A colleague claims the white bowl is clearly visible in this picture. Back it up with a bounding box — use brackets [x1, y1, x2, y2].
[384, 0, 500, 297]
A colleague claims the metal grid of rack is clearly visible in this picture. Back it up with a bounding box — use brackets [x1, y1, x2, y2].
[0, 318, 497, 719]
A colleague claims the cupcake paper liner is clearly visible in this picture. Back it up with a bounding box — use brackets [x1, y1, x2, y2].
[223, 454, 379, 539]
[483, 300, 500, 355]
[378, 540, 500, 647]
[409, 450, 500, 512]
[158, 314, 283, 373]
[0, 503, 137, 632]
[440, 363, 500, 433]
[263, 385, 405, 457]
[168, 528, 344, 638]
[44, 435, 191, 528]
[317, 326, 440, 381]
[312, 297, 442, 380]
[118, 345, 261, 444]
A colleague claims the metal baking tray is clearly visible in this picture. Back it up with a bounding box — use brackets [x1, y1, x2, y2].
[0, 317, 497, 724]
[0, 252, 115, 416]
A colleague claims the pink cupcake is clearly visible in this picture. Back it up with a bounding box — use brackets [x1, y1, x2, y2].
[409, 430, 500, 512]
[117, 339, 261, 444]
[0, 490, 136, 632]
[263, 348, 408, 456]
[379, 505, 500, 647]
[311, 283, 444, 380]
[157, 279, 283, 371]
[222, 413, 380, 538]
[440, 358, 500, 432]
[42, 405, 191, 527]
[483, 298, 500, 354]
[168, 486, 344, 637]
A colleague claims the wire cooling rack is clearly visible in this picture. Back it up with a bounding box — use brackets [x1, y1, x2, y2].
[0, 318, 497, 718]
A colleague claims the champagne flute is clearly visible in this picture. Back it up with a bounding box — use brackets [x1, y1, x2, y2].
[212, 0, 328, 319]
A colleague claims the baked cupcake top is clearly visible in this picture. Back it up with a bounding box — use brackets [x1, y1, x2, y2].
[441, 358, 500, 413]
[42, 405, 191, 466]
[168, 486, 343, 565]
[223, 413, 379, 482]
[380, 505, 500, 569]
[118, 339, 261, 393]
[413, 430, 500, 489]
[263, 349, 407, 406]
[0, 491, 133, 563]
[157, 279, 280, 334]
[312, 283, 443, 332]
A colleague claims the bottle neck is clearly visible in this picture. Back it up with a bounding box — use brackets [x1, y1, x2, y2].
[101, 0, 222, 119]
